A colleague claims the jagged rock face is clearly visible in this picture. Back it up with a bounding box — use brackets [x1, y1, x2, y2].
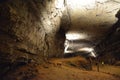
[0, 0, 70, 66]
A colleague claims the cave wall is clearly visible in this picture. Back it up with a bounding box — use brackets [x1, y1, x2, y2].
[0, 0, 70, 65]
[95, 10, 120, 64]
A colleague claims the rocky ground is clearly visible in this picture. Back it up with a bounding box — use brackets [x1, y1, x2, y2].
[2, 56, 120, 80]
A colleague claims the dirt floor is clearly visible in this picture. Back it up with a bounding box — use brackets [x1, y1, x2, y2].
[3, 56, 120, 80]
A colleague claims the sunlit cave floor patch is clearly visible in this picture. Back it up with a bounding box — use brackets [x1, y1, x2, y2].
[3, 57, 120, 80]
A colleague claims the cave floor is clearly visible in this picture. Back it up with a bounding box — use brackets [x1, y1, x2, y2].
[3, 57, 120, 80]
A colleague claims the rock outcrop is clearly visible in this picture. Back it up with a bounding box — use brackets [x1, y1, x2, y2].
[0, 0, 70, 76]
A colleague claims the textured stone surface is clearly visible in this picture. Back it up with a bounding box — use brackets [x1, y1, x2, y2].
[0, 0, 71, 68]
[67, 0, 120, 41]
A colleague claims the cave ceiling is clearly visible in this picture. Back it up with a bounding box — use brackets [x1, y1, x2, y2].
[66, 0, 120, 47]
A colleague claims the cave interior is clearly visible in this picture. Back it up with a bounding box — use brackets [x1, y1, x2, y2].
[0, 0, 120, 80]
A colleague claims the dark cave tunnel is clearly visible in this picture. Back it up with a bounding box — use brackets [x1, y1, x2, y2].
[0, 0, 120, 80]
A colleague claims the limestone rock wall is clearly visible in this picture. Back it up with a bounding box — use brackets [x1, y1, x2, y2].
[0, 0, 70, 66]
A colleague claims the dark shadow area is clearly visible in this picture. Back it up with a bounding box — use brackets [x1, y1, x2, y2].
[95, 9, 120, 65]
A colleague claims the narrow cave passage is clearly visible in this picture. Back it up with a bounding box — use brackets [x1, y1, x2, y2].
[0, 0, 120, 80]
